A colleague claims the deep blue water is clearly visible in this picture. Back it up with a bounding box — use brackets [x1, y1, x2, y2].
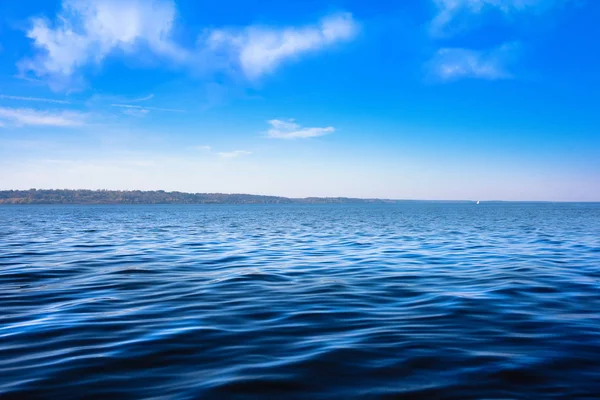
[1, 203, 600, 399]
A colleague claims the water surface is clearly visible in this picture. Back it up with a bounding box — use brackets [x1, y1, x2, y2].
[1, 203, 600, 399]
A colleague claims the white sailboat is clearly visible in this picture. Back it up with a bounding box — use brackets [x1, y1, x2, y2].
[476, 200, 480, 205]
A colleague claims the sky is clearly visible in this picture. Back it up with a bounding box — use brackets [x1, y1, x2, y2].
[0, 0, 598, 201]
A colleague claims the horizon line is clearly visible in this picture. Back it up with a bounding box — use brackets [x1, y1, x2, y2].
[0, 189, 598, 203]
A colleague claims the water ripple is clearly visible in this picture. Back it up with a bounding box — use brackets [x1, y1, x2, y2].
[1, 203, 600, 399]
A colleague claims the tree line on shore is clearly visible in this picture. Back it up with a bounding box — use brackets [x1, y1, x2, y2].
[0, 189, 400, 205]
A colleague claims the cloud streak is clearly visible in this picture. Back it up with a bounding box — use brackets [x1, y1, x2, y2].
[428, 44, 517, 81]
[0, 94, 71, 104]
[205, 13, 358, 79]
[217, 150, 252, 159]
[266, 119, 335, 139]
[111, 104, 184, 112]
[131, 94, 154, 102]
[430, 0, 570, 37]
[0, 107, 85, 127]
[122, 108, 150, 117]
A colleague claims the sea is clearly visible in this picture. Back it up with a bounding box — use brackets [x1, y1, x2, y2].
[1, 203, 599, 399]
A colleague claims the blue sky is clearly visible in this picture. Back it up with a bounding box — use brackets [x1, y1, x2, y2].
[0, 0, 598, 200]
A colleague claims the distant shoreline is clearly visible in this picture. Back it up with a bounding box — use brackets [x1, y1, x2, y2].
[0, 189, 595, 205]
[0, 189, 451, 205]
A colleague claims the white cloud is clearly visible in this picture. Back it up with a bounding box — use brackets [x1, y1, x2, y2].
[0, 107, 85, 127]
[428, 44, 517, 81]
[122, 108, 149, 117]
[20, 0, 186, 83]
[0, 94, 71, 104]
[195, 145, 212, 151]
[131, 94, 154, 102]
[20, 2, 358, 87]
[111, 104, 184, 112]
[430, 0, 567, 36]
[217, 150, 252, 159]
[205, 12, 358, 79]
[266, 119, 335, 139]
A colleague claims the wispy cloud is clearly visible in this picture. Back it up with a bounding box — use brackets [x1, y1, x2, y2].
[203, 12, 358, 79]
[217, 150, 252, 159]
[427, 0, 567, 80]
[430, 0, 569, 37]
[195, 145, 212, 151]
[111, 104, 184, 112]
[0, 107, 85, 127]
[12, 75, 46, 85]
[122, 108, 150, 117]
[20, 0, 187, 87]
[0, 94, 71, 104]
[19, 1, 358, 88]
[431, 0, 499, 37]
[266, 119, 335, 139]
[428, 44, 518, 81]
[131, 94, 154, 102]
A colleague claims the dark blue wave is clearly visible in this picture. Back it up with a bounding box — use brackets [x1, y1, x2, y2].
[1, 203, 600, 399]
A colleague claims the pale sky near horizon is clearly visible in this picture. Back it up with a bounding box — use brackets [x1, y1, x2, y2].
[0, 0, 598, 201]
